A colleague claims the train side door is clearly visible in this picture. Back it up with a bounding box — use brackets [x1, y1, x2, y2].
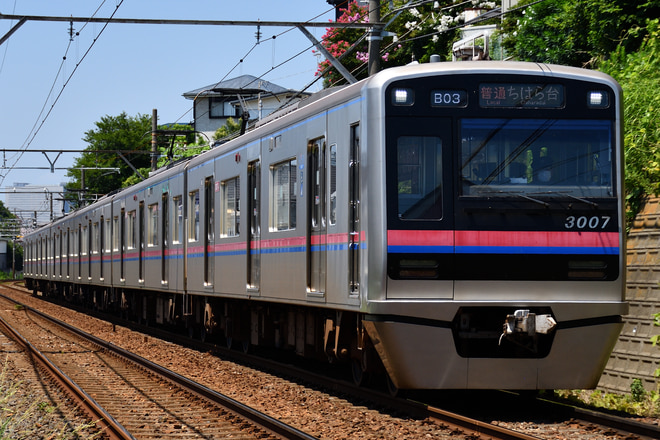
[161, 193, 169, 286]
[247, 160, 261, 291]
[203, 177, 214, 286]
[139, 201, 145, 282]
[308, 137, 327, 295]
[120, 208, 125, 281]
[349, 124, 360, 296]
[87, 220, 92, 280]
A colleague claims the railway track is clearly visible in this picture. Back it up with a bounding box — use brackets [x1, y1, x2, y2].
[0, 291, 317, 440]
[2, 281, 658, 440]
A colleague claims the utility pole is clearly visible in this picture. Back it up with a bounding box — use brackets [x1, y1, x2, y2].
[151, 109, 158, 171]
[81, 168, 85, 202]
[368, 0, 382, 76]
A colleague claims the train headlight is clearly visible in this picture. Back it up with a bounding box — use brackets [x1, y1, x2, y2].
[588, 91, 609, 108]
[392, 88, 414, 106]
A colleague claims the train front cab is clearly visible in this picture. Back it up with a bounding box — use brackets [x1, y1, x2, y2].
[361, 62, 628, 390]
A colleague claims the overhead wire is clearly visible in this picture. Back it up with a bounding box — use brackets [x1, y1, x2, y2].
[0, 0, 124, 186]
[172, 0, 388, 134]
[171, 5, 339, 126]
[169, 4, 345, 130]
[0, 0, 18, 77]
[4, 1, 546, 176]
[395, 0, 550, 45]
[327, 0, 550, 87]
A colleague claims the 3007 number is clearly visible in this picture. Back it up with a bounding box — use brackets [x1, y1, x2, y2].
[564, 215, 611, 229]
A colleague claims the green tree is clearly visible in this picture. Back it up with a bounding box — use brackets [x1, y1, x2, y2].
[500, 0, 660, 67]
[316, 0, 473, 87]
[121, 126, 209, 189]
[65, 114, 202, 207]
[65, 112, 153, 206]
[653, 311, 660, 378]
[0, 201, 23, 274]
[600, 19, 660, 223]
[122, 118, 243, 189]
[0, 200, 13, 219]
[213, 117, 243, 142]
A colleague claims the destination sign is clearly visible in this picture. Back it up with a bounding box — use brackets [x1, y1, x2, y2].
[479, 83, 564, 108]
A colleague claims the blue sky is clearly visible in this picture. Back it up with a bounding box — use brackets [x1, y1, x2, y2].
[0, 0, 336, 192]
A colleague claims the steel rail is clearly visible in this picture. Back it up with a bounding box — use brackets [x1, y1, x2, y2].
[0, 314, 134, 440]
[0, 293, 318, 440]
[426, 405, 542, 440]
[1, 287, 540, 440]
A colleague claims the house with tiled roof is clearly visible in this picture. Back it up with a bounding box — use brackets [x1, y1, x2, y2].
[183, 75, 310, 142]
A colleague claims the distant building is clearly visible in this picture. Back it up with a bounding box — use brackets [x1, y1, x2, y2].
[183, 75, 310, 143]
[0, 239, 7, 271]
[451, 1, 519, 61]
[3, 183, 66, 227]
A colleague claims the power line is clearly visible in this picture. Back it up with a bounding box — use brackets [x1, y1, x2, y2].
[0, 7, 379, 148]
[0, 0, 17, 74]
[7, 0, 111, 166]
[170, 4, 373, 126]
[0, 0, 125, 187]
[0, 14, 377, 32]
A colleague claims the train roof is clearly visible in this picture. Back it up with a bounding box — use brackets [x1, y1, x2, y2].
[27, 61, 619, 237]
[364, 60, 619, 89]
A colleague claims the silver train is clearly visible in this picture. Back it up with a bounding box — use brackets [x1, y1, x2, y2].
[24, 61, 628, 390]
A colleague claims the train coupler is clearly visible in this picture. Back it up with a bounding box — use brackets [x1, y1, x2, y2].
[499, 309, 557, 346]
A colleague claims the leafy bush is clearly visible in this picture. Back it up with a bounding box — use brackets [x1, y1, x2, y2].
[555, 387, 660, 417]
[631, 378, 646, 402]
[600, 19, 660, 222]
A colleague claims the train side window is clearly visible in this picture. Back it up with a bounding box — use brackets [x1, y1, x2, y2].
[172, 196, 183, 243]
[271, 159, 297, 231]
[188, 190, 200, 242]
[204, 177, 214, 242]
[82, 225, 88, 256]
[92, 222, 99, 254]
[221, 177, 240, 237]
[105, 218, 112, 253]
[127, 210, 136, 250]
[329, 144, 337, 226]
[148, 203, 159, 246]
[113, 216, 120, 251]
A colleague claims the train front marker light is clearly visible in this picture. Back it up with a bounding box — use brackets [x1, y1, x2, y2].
[588, 91, 609, 108]
[392, 88, 414, 106]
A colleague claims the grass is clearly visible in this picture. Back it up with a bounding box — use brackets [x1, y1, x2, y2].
[553, 380, 660, 419]
[0, 356, 101, 439]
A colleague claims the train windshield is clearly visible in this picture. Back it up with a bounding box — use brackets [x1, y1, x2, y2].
[460, 119, 614, 198]
[397, 135, 443, 220]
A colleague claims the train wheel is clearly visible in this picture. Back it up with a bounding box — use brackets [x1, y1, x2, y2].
[386, 374, 399, 397]
[351, 358, 367, 386]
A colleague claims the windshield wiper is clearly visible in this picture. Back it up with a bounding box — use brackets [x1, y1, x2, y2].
[558, 192, 599, 208]
[526, 190, 600, 208]
[479, 190, 549, 207]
